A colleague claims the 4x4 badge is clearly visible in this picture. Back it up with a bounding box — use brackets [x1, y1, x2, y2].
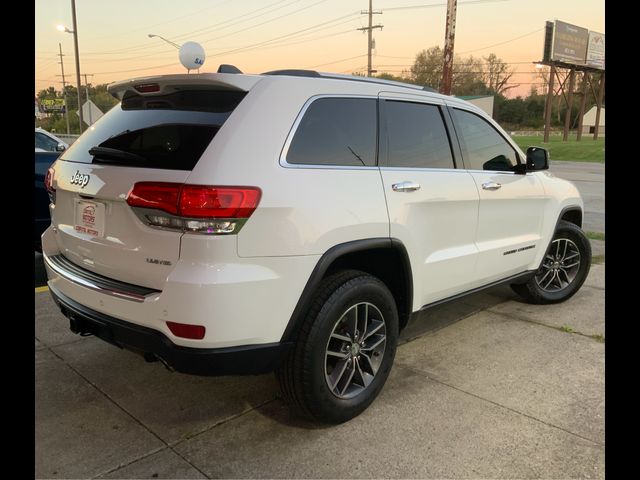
[70, 170, 90, 189]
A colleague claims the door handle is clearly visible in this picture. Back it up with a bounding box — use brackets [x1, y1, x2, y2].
[392, 181, 421, 192]
[482, 181, 502, 191]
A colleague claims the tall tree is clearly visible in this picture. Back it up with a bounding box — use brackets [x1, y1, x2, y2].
[452, 54, 487, 95]
[410, 46, 444, 90]
[482, 53, 517, 95]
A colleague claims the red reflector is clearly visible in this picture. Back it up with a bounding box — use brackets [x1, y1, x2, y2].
[44, 167, 55, 193]
[134, 83, 160, 93]
[179, 186, 261, 218]
[126, 182, 181, 215]
[166, 321, 206, 340]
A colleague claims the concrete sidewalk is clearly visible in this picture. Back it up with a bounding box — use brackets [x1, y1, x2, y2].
[35, 265, 604, 479]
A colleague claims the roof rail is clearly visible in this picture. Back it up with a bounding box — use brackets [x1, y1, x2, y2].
[261, 69, 439, 93]
[262, 69, 321, 78]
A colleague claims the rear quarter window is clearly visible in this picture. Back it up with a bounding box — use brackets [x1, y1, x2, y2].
[285, 97, 377, 167]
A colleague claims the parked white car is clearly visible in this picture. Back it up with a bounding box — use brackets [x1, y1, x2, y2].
[42, 68, 591, 423]
[35, 127, 68, 152]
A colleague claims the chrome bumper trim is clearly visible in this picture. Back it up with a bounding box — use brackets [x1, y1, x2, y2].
[43, 254, 160, 303]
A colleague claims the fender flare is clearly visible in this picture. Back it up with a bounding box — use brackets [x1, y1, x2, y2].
[280, 238, 413, 342]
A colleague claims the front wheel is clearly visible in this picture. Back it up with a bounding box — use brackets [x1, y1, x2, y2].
[276, 270, 398, 423]
[511, 220, 592, 304]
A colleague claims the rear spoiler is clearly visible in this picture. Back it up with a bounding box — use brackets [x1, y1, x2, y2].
[107, 73, 263, 100]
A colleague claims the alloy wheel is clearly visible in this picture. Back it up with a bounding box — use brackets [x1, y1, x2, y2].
[324, 302, 387, 399]
[535, 238, 581, 292]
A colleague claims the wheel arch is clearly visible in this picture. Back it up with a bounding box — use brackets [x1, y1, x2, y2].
[559, 206, 583, 228]
[280, 238, 413, 342]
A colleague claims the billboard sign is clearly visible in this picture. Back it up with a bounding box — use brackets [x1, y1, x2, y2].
[586, 31, 605, 69]
[40, 98, 66, 113]
[552, 20, 589, 65]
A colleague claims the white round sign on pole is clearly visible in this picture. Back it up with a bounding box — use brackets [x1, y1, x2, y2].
[179, 42, 206, 72]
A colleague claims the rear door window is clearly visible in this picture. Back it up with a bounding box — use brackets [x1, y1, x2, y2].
[60, 89, 246, 170]
[382, 100, 455, 169]
[285, 97, 377, 167]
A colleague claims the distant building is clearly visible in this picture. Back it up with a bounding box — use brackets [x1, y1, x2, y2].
[457, 95, 495, 118]
[582, 106, 605, 136]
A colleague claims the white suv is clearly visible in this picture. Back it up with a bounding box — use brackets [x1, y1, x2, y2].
[42, 68, 591, 423]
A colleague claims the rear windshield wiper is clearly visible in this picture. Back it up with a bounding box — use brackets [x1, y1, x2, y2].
[89, 146, 147, 164]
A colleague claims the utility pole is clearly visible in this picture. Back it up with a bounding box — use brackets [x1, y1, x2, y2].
[543, 65, 555, 143]
[441, 0, 457, 95]
[71, 0, 84, 133]
[82, 73, 94, 126]
[57, 43, 70, 135]
[358, 0, 382, 77]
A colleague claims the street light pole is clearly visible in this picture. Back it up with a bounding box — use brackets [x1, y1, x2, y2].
[148, 34, 181, 49]
[70, 0, 84, 133]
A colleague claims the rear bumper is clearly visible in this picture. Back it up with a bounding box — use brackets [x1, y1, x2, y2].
[50, 287, 293, 376]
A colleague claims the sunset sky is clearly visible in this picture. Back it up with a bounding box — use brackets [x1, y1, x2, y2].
[35, 0, 604, 98]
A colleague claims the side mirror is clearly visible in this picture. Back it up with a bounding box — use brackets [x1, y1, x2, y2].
[526, 146, 549, 171]
[56, 143, 67, 152]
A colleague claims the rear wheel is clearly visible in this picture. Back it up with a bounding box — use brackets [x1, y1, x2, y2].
[276, 270, 398, 423]
[511, 220, 591, 304]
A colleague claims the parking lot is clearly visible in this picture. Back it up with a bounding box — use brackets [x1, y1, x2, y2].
[35, 161, 604, 478]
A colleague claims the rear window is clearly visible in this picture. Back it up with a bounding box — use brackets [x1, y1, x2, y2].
[286, 97, 377, 167]
[60, 89, 246, 170]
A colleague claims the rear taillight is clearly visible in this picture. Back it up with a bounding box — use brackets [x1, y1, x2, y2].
[126, 182, 180, 215]
[44, 167, 55, 194]
[126, 182, 261, 235]
[44, 167, 56, 204]
[179, 186, 262, 218]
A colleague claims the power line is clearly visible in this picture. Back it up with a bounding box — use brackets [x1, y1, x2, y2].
[458, 27, 543, 53]
[306, 54, 368, 69]
[204, 11, 361, 59]
[82, 0, 236, 42]
[81, 0, 296, 55]
[89, 25, 359, 76]
[198, 0, 330, 46]
[171, 0, 301, 42]
[382, 0, 508, 11]
[181, 0, 304, 43]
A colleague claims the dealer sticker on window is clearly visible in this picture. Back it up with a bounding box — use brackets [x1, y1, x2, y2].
[74, 200, 105, 238]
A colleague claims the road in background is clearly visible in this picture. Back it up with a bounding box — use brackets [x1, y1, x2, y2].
[550, 160, 605, 234]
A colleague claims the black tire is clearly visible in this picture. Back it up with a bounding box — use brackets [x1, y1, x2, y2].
[511, 220, 591, 304]
[276, 270, 399, 424]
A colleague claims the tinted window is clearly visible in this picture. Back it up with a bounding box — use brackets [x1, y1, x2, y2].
[452, 108, 519, 171]
[61, 90, 246, 170]
[36, 132, 59, 151]
[286, 98, 376, 167]
[384, 101, 454, 169]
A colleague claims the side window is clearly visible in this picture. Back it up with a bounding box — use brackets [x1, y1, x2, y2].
[384, 100, 454, 169]
[286, 97, 376, 167]
[36, 132, 58, 151]
[452, 108, 519, 172]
